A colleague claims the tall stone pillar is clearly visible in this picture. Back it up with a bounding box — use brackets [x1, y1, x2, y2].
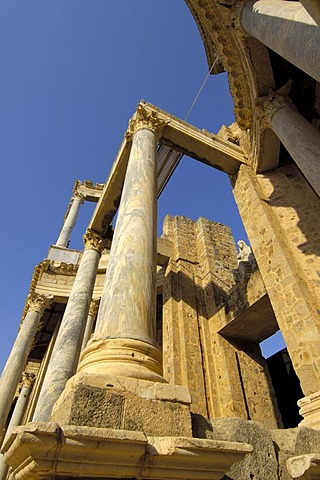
[0, 372, 35, 480]
[33, 229, 106, 422]
[240, 0, 320, 83]
[81, 299, 99, 351]
[233, 164, 320, 428]
[0, 293, 52, 434]
[78, 105, 166, 383]
[55, 192, 85, 247]
[256, 89, 320, 197]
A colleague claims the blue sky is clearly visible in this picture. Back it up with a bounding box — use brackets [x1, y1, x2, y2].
[0, 1, 284, 374]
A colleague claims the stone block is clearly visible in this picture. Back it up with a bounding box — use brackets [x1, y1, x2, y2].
[51, 372, 192, 437]
[205, 417, 278, 480]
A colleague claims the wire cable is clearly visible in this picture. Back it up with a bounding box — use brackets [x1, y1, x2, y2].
[184, 57, 219, 121]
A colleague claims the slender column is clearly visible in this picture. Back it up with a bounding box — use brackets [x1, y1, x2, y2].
[0, 373, 35, 480]
[33, 229, 106, 422]
[55, 192, 85, 247]
[78, 105, 167, 382]
[256, 88, 320, 197]
[0, 293, 52, 434]
[300, 0, 320, 25]
[240, 0, 320, 83]
[80, 299, 99, 351]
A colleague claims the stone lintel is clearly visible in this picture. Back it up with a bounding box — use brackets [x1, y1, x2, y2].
[89, 101, 245, 235]
[217, 270, 278, 343]
[3, 422, 252, 480]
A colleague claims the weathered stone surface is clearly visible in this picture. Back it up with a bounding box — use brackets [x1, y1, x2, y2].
[51, 372, 192, 437]
[3, 422, 252, 480]
[207, 418, 278, 480]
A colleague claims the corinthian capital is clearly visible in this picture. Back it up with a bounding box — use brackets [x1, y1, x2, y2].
[127, 103, 168, 140]
[83, 229, 106, 254]
[73, 191, 85, 204]
[21, 372, 36, 388]
[27, 293, 53, 315]
[255, 81, 294, 130]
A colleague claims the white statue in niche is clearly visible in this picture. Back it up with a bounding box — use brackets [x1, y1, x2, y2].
[236, 240, 257, 279]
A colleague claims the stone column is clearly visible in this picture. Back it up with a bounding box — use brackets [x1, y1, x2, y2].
[81, 299, 99, 351]
[300, 0, 320, 25]
[256, 89, 320, 197]
[78, 105, 167, 383]
[33, 229, 106, 422]
[55, 192, 85, 247]
[240, 0, 320, 83]
[0, 373, 35, 480]
[0, 293, 52, 434]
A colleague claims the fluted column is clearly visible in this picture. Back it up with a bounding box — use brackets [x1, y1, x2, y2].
[0, 293, 52, 434]
[55, 192, 85, 247]
[80, 299, 99, 351]
[240, 0, 320, 83]
[33, 229, 106, 422]
[256, 88, 320, 197]
[0, 373, 35, 480]
[78, 105, 167, 383]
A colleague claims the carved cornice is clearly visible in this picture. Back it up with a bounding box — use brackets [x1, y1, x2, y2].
[127, 103, 169, 140]
[89, 298, 99, 318]
[27, 292, 53, 315]
[48, 262, 79, 276]
[83, 229, 106, 254]
[21, 372, 36, 389]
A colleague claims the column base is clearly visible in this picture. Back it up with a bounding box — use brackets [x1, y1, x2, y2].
[51, 371, 192, 437]
[298, 391, 320, 429]
[78, 337, 165, 383]
[3, 422, 252, 480]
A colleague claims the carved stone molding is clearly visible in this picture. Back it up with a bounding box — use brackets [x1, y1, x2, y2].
[127, 103, 169, 140]
[83, 229, 106, 254]
[89, 298, 99, 318]
[27, 293, 53, 315]
[21, 372, 36, 389]
[48, 262, 79, 276]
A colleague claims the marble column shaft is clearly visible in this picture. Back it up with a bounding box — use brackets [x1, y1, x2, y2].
[56, 193, 85, 248]
[0, 373, 35, 480]
[80, 299, 99, 351]
[94, 128, 158, 344]
[270, 104, 320, 198]
[33, 230, 105, 422]
[241, 0, 320, 83]
[78, 105, 166, 382]
[0, 294, 52, 434]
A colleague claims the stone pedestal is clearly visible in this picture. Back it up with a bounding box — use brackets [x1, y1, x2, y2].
[299, 391, 320, 430]
[51, 372, 192, 437]
[2, 422, 252, 480]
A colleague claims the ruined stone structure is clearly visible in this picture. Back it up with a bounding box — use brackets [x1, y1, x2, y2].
[1, 1, 320, 479]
